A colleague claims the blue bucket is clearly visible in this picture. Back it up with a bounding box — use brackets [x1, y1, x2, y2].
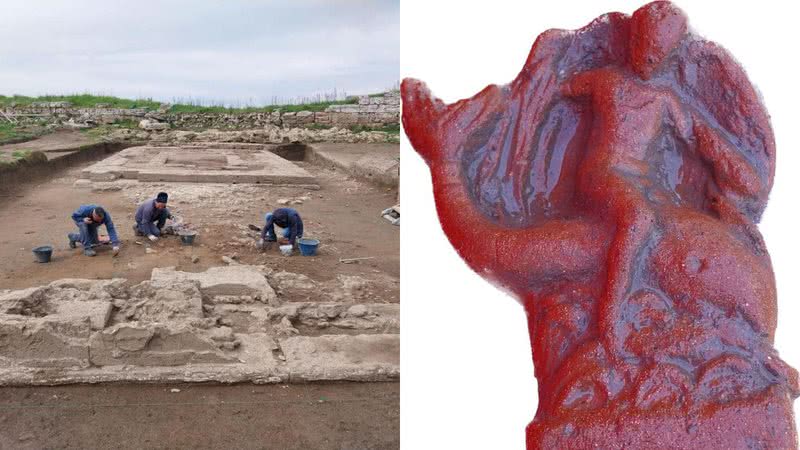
[298, 238, 319, 256]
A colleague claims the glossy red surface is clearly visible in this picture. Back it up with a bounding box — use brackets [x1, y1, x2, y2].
[402, 2, 798, 448]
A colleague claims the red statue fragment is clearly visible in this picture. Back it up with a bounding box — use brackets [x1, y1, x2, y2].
[402, 1, 798, 448]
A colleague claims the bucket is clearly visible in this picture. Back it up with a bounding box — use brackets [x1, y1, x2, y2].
[298, 238, 320, 256]
[179, 230, 197, 245]
[33, 245, 53, 263]
[279, 244, 293, 256]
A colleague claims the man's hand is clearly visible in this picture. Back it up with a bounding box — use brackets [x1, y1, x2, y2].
[148, 235, 159, 242]
[112, 246, 120, 257]
[83, 217, 93, 224]
[278, 237, 289, 245]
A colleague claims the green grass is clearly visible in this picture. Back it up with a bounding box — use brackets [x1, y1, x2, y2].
[11, 149, 30, 159]
[300, 123, 400, 135]
[81, 119, 140, 139]
[167, 97, 358, 114]
[0, 122, 39, 145]
[0, 149, 47, 170]
[349, 124, 400, 135]
[0, 90, 397, 115]
[109, 118, 139, 129]
[0, 94, 161, 110]
[304, 123, 334, 131]
[369, 88, 399, 98]
[1, 90, 399, 143]
[0, 122, 20, 140]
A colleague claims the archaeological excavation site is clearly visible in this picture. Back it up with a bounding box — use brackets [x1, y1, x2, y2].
[0, 2, 403, 446]
[0, 94, 400, 388]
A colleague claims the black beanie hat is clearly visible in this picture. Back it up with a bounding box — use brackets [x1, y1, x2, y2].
[156, 192, 168, 203]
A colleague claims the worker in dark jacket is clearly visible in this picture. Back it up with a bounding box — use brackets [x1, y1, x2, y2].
[68, 204, 121, 257]
[259, 208, 303, 248]
[133, 192, 170, 241]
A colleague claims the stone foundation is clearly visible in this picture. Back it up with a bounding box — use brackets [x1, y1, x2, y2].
[0, 265, 399, 385]
[80, 143, 317, 185]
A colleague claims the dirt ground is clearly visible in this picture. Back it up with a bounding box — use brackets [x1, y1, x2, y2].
[0, 382, 399, 449]
[0, 157, 399, 300]
[0, 130, 95, 160]
[0, 137, 400, 448]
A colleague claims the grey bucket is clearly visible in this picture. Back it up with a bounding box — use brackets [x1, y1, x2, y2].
[33, 245, 53, 263]
[179, 231, 198, 245]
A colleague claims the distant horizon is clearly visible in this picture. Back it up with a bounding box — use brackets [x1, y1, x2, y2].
[0, 1, 399, 107]
[0, 84, 400, 108]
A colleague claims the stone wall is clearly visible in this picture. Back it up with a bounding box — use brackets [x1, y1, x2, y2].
[287, 91, 400, 128]
[0, 91, 400, 130]
[0, 265, 400, 385]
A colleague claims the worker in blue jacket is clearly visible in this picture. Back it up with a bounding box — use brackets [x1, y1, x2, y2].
[259, 208, 303, 248]
[68, 204, 121, 257]
[133, 192, 171, 241]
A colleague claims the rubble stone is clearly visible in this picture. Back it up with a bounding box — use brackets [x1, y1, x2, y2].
[88, 323, 238, 366]
[281, 334, 399, 381]
[122, 281, 204, 322]
[151, 265, 278, 305]
[139, 119, 170, 131]
[0, 267, 397, 384]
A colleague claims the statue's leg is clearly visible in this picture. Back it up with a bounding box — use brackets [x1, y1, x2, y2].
[527, 208, 798, 449]
[597, 185, 655, 362]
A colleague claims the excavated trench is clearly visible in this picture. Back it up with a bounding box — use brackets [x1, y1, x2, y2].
[0, 141, 315, 198]
[0, 141, 132, 202]
[0, 137, 399, 385]
[270, 142, 310, 161]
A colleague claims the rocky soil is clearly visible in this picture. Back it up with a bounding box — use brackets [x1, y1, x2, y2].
[102, 124, 399, 145]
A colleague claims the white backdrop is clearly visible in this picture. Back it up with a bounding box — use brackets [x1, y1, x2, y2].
[400, 1, 800, 448]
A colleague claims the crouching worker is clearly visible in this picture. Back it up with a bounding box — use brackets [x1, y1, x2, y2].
[68, 205, 121, 257]
[134, 192, 170, 241]
[259, 208, 303, 249]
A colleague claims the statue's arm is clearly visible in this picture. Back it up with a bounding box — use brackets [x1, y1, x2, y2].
[664, 95, 766, 235]
[691, 120, 763, 199]
[665, 93, 762, 199]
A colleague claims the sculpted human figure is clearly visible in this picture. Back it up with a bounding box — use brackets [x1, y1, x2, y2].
[402, 1, 798, 448]
[561, 3, 770, 362]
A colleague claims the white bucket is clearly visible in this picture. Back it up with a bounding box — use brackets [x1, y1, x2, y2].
[279, 244, 293, 256]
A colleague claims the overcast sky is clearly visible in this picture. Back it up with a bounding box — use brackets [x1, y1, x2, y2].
[0, 0, 399, 106]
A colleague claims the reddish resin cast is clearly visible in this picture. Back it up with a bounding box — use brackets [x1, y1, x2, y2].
[402, 1, 798, 448]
